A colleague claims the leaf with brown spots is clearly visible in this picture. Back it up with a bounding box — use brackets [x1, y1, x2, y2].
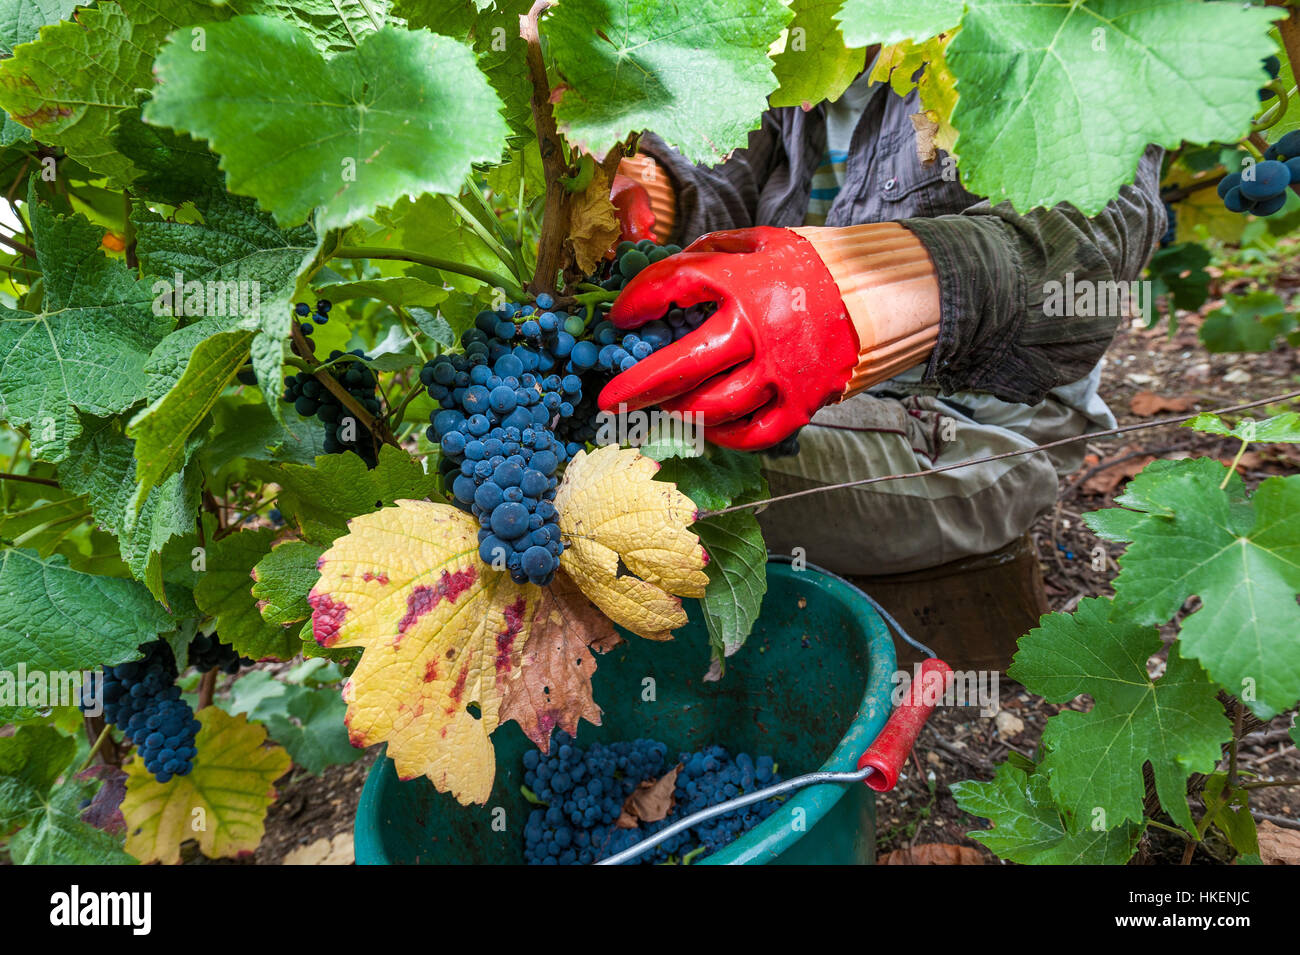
[308, 500, 539, 805]
[501, 571, 611, 752]
[617, 763, 682, 828]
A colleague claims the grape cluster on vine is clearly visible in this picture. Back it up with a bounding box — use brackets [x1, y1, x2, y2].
[521, 731, 783, 864]
[85, 634, 251, 783]
[1219, 131, 1300, 218]
[421, 240, 718, 586]
[280, 300, 381, 464]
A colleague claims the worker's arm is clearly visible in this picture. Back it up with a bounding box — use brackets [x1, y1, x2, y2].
[597, 224, 941, 452]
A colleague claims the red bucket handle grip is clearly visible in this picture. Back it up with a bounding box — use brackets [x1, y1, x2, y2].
[856, 658, 952, 792]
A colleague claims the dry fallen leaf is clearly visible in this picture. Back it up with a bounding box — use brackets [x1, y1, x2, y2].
[1079, 446, 1155, 496]
[500, 571, 611, 752]
[617, 764, 683, 828]
[283, 832, 354, 865]
[1257, 821, 1300, 865]
[879, 843, 985, 865]
[555, 445, 708, 640]
[1129, 391, 1195, 417]
[994, 710, 1025, 738]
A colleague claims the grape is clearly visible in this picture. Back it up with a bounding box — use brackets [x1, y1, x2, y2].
[490, 501, 530, 539]
[1223, 187, 1252, 214]
[1217, 171, 1242, 199]
[1240, 160, 1290, 200]
[521, 731, 783, 865]
[83, 640, 198, 783]
[1253, 192, 1288, 216]
[187, 633, 252, 674]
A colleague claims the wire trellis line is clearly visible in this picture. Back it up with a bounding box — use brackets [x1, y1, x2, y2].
[699, 389, 1300, 519]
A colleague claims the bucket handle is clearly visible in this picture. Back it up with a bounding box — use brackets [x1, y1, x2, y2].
[857, 657, 953, 792]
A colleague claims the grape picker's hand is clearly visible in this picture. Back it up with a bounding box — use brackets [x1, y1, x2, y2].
[597, 224, 942, 452]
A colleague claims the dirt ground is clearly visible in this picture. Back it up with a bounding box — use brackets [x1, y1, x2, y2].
[226, 258, 1300, 866]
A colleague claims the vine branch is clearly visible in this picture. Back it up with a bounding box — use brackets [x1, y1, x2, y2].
[0, 230, 37, 260]
[333, 245, 524, 299]
[702, 388, 1300, 518]
[0, 471, 59, 488]
[289, 321, 400, 452]
[521, 0, 569, 296]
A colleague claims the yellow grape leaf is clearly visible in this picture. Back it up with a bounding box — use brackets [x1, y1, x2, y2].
[120, 708, 290, 865]
[568, 162, 620, 276]
[872, 34, 958, 155]
[309, 500, 538, 804]
[501, 570, 613, 752]
[555, 445, 708, 640]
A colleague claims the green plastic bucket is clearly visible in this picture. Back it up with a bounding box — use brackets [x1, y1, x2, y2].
[354, 561, 897, 865]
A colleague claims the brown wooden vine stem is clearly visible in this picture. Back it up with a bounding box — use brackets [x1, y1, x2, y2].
[521, 0, 569, 296]
[289, 322, 399, 454]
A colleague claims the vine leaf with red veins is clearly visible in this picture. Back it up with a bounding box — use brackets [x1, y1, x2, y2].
[309, 499, 538, 805]
[500, 570, 615, 752]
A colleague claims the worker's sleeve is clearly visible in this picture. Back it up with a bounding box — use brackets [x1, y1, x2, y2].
[899, 145, 1167, 406]
[635, 120, 781, 242]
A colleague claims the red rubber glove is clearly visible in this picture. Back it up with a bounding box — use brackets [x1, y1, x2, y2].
[610, 174, 657, 244]
[597, 227, 861, 451]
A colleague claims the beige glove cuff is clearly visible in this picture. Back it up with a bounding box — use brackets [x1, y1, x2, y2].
[617, 154, 677, 244]
[790, 223, 941, 396]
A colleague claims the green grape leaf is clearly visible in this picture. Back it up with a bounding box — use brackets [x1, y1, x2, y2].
[946, 0, 1281, 213]
[223, 668, 292, 721]
[770, 0, 866, 109]
[486, 142, 546, 205]
[1011, 597, 1231, 832]
[262, 443, 439, 535]
[259, 684, 364, 775]
[1084, 459, 1300, 719]
[251, 539, 325, 626]
[144, 17, 509, 230]
[126, 328, 254, 511]
[694, 507, 767, 660]
[200, 400, 325, 468]
[398, 0, 533, 141]
[318, 276, 450, 310]
[246, 0, 395, 52]
[132, 190, 316, 296]
[1185, 412, 1300, 445]
[544, 0, 792, 164]
[1202, 773, 1258, 858]
[370, 194, 504, 295]
[835, 0, 963, 46]
[0, 0, 81, 54]
[0, 726, 135, 865]
[59, 415, 202, 605]
[654, 444, 766, 512]
[0, 198, 172, 461]
[192, 528, 299, 661]
[0, 548, 175, 672]
[951, 762, 1142, 865]
[111, 106, 223, 205]
[132, 187, 319, 437]
[1146, 242, 1211, 315]
[1198, 292, 1296, 353]
[0, 0, 234, 183]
